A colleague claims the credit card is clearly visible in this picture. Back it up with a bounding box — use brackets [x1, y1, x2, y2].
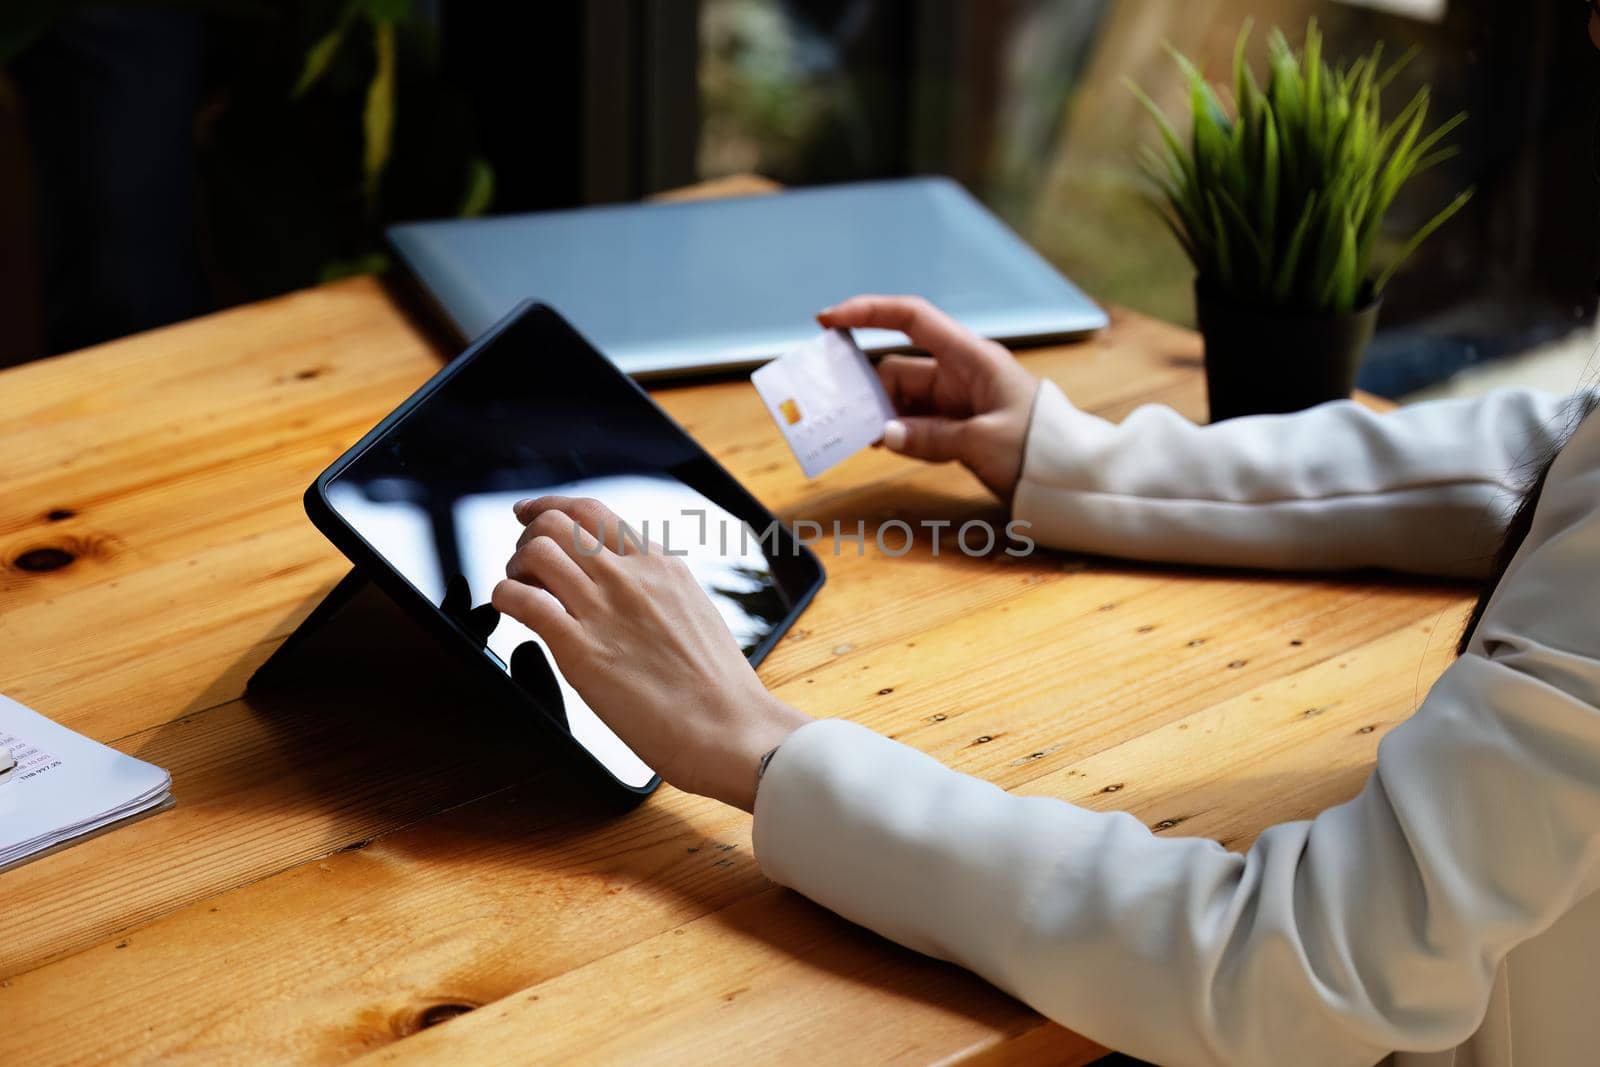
[751, 329, 896, 479]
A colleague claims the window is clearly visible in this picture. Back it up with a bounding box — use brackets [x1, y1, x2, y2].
[696, 0, 1599, 395]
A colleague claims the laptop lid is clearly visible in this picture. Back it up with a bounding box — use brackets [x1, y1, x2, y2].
[387, 177, 1108, 377]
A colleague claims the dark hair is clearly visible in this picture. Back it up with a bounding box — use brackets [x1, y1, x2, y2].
[1458, 393, 1599, 654]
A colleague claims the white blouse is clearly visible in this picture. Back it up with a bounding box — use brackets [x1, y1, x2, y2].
[753, 382, 1600, 1066]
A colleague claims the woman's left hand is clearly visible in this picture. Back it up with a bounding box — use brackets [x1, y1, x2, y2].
[493, 495, 813, 811]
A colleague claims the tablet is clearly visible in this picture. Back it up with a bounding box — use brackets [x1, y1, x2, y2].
[305, 302, 825, 796]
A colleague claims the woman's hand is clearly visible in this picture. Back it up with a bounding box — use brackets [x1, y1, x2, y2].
[492, 496, 813, 812]
[817, 295, 1042, 502]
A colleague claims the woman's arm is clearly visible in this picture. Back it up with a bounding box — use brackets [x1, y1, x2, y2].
[815, 295, 1579, 579]
[752, 409, 1600, 1067]
[1014, 382, 1576, 577]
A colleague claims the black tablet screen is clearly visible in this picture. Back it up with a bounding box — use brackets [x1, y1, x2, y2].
[323, 306, 805, 788]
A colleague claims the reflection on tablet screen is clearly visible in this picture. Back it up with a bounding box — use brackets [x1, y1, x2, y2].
[325, 476, 786, 787]
[320, 310, 796, 789]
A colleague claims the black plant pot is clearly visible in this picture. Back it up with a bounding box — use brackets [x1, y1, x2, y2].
[1194, 281, 1381, 422]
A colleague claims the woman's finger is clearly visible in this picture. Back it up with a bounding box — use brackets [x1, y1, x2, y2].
[883, 414, 967, 463]
[817, 295, 988, 370]
[877, 354, 940, 414]
[491, 579, 584, 658]
[506, 534, 601, 615]
[515, 496, 642, 555]
[517, 505, 597, 551]
[517, 504, 615, 578]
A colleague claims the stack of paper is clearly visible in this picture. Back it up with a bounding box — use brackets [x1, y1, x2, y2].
[0, 693, 172, 871]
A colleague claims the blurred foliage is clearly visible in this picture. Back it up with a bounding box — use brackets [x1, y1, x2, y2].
[695, 0, 1483, 330]
[291, 0, 410, 208]
[1031, 167, 1198, 326]
[2, 0, 493, 296]
[203, 0, 493, 294]
[697, 1, 847, 179]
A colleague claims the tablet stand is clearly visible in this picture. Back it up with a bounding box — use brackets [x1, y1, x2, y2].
[247, 568, 503, 707]
[248, 567, 653, 805]
[249, 570, 373, 692]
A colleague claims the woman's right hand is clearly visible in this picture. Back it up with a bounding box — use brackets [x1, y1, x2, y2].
[817, 295, 1041, 503]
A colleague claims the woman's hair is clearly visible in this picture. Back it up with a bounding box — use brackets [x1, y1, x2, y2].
[1458, 393, 1599, 654]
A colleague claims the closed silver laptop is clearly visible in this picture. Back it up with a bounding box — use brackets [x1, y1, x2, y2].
[388, 176, 1108, 378]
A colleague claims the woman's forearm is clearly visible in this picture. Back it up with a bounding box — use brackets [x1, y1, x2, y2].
[1012, 383, 1578, 578]
[754, 407, 1600, 1066]
[753, 657, 1600, 1066]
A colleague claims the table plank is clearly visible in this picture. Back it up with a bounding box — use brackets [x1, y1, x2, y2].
[0, 253, 1467, 1065]
[343, 614, 1466, 1067]
[0, 281, 440, 738]
[0, 606, 1463, 1065]
[0, 295, 1194, 744]
[0, 525, 1460, 979]
[0, 315, 1454, 976]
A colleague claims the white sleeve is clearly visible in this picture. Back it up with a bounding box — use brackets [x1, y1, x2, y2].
[754, 412, 1600, 1067]
[1012, 382, 1578, 578]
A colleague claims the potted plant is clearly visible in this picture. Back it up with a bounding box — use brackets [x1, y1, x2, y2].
[1131, 22, 1471, 421]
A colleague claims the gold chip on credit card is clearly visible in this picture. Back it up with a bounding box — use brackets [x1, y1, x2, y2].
[779, 397, 803, 425]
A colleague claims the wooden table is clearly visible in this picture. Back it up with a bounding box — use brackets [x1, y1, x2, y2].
[0, 201, 1471, 1065]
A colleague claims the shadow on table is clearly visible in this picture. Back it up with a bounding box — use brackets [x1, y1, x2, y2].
[226, 570, 663, 823]
[121, 568, 683, 867]
[117, 490, 1467, 1052]
[120, 569, 1087, 1036]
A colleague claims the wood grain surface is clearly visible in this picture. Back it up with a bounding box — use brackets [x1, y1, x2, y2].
[0, 181, 1473, 1065]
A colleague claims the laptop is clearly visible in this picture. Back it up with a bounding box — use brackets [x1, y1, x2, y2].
[387, 176, 1108, 378]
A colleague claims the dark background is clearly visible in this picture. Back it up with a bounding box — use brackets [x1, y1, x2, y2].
[2, 0, 1595, 397]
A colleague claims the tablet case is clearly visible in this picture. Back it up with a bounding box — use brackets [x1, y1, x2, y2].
[254, 303, 825, 801]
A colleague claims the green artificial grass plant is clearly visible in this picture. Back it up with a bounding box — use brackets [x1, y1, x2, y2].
[1130, 21, 1472, 315]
